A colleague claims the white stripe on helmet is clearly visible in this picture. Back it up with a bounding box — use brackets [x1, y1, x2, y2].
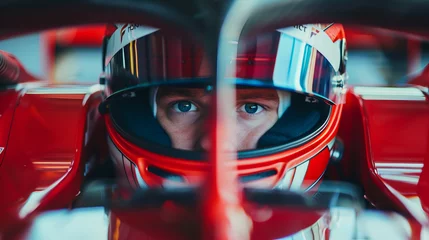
[105, 24, 159, 67]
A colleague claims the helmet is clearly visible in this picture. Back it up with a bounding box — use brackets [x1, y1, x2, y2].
[99, 23, 347, 191]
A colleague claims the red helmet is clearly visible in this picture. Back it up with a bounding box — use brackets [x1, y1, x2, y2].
[99, 23, 347, 192]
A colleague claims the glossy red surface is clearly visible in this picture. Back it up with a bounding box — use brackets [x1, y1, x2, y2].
[0, 84, 428, 239]
[0, 83, 104, 230]
[0, 89, 20, 166]
[336, 86, 429, 221]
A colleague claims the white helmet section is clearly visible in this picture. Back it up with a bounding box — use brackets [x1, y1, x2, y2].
[277, 24, 341, 72]
[107, 136, 148, 189]
[105, 24, 159, 67]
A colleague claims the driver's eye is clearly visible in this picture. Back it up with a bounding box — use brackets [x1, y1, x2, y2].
[240, 103, 264, 114]
[172, 101, 198, 112]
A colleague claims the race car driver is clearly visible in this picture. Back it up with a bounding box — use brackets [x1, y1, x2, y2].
[99, 23, 348, 191]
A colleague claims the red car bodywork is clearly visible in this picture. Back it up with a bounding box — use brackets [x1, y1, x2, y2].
[0, 48, 428, 238]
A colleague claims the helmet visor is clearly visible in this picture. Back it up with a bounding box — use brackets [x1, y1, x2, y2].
[105, 25, 344, 104]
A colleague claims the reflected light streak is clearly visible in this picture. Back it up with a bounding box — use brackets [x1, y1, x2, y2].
[26, 86, 92, 94]
[354, 86, 426, 101]
[385, 183, 429, 226]
[380, 175, 420, 184]
[329, 207, 357, 240]
[378, 168, 422, 174]
[19, 173, 67, 219]
[32, 161, 72, 171]
[408, 196, 422, 206]
[375, 163, 423, 168]
[25, 207, 108, 240]
[358, 211, 412, 240]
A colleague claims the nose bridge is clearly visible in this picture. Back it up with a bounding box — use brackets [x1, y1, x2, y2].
[197, 104, 238, 151]
[197, 109, 215, 150]
[199, 132, 211, 151]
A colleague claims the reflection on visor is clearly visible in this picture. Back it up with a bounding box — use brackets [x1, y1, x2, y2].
[106, 27, 345, 104]
[106, 30, 211, 94]
[232, 33, 342, 104]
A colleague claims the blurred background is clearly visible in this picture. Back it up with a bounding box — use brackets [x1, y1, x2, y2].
[1, 24, 428, 86]
[0, 24, 105, 84]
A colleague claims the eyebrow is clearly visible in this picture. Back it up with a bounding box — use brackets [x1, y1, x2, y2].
[236, 90, 279, 101]
[157, 87, 279, 101]
[157, 87, 207, 99]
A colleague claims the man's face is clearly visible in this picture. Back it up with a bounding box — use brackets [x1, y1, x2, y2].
[155, 86, 280, 151]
